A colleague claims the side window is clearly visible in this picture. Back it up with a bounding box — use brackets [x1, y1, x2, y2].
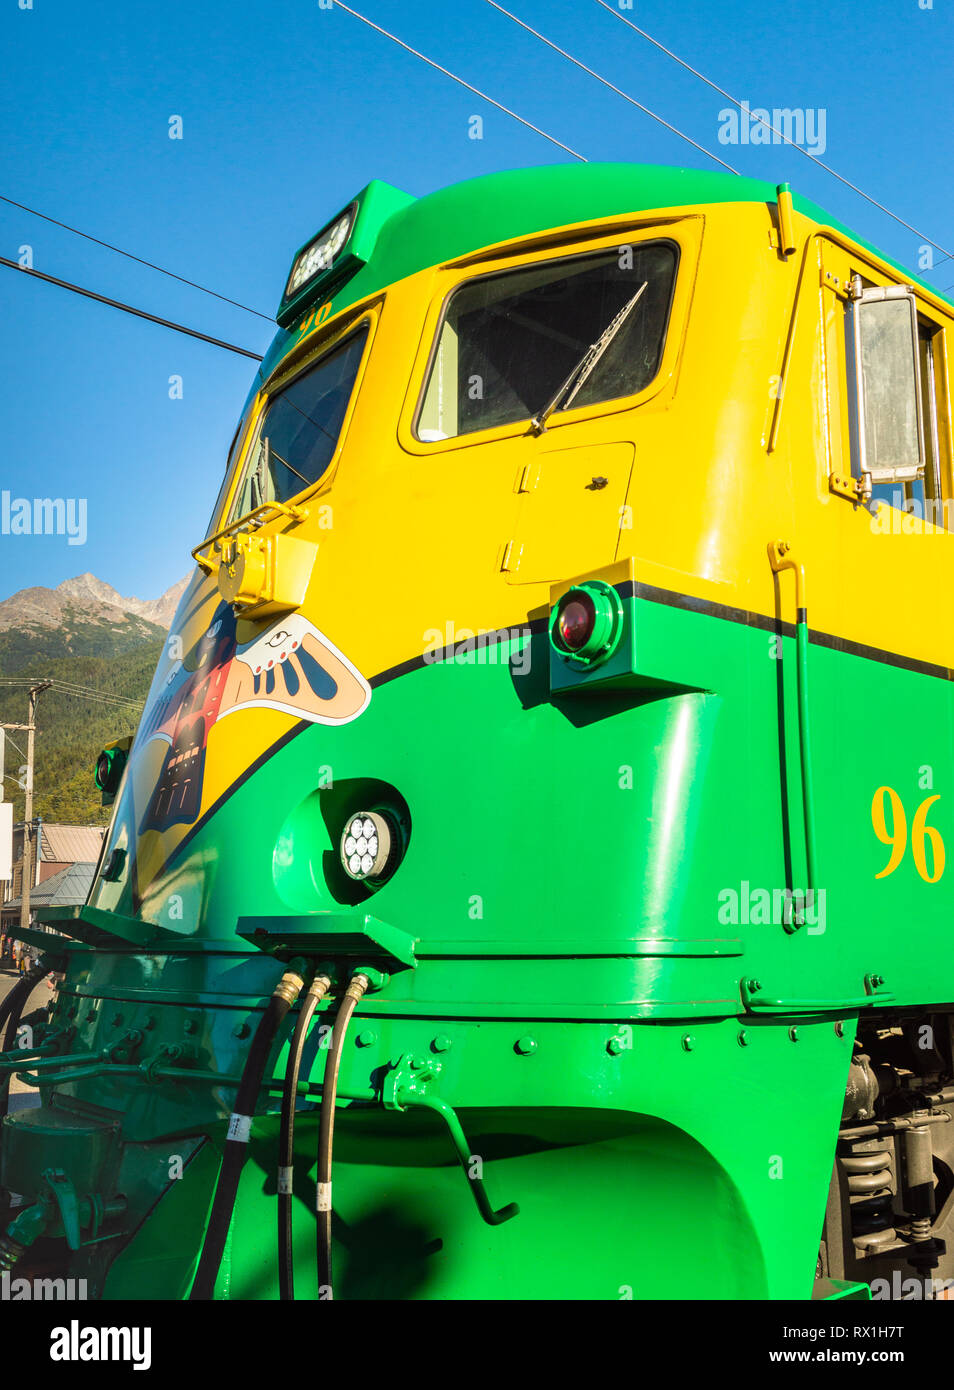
[916, 320, 947, 510]
[227, 323, 370, 522]
[843, 276, 952, 523]
[853, 282, 923, 484]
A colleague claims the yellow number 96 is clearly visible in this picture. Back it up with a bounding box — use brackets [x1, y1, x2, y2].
[871, 787, 945, 883]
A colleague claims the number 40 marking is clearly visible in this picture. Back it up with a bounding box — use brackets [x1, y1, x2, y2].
[871, 787, 945, 882]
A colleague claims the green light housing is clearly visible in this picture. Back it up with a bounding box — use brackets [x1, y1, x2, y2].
[95, 737, 132, 804]
[547, 561, 707, 697]
[549, 581, 624, 669]
[276, 180, 415, 329]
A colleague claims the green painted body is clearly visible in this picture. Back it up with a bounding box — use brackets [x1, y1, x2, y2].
[2, 162, 948, 1300]
[5, 597, 918, 1299]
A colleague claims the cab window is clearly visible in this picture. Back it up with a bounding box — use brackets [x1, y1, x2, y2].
[227, 323, 369, 521]
[842, 275, 952, 522]
[870, 319, 948, 515]
[416, 241, 678, 440]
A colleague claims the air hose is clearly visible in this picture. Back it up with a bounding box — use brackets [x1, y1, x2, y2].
[316, 972, 369, 1299]
[278, 971, 330, 1301]
[0, 964, 50, 1120]
[190, 963, 305, 1301]
[0, 963, 47, 1039]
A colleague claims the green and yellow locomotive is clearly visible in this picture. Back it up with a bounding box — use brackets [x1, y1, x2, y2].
[3, 161, 954, 1300]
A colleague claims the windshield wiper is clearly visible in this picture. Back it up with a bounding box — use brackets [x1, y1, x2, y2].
[267, 444, 310, 488]
[529, 281, 648, 435]
[250, 436, 268, 509]
[250, 436, 310, 510]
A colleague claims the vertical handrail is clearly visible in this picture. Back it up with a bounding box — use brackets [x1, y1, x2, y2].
[769, 540, 817, 892]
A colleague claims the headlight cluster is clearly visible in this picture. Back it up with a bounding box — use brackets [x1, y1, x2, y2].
[340, 809, 398, 884]
[285, 209, 354, 297]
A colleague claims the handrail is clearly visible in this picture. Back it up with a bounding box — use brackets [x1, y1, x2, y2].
[394, 1092, 519, 1227]
[191, 499, 309, 571]
[14, 1056, 375, 1102]
[14, 1052, 516, 1231]
[3, 1049, 102, 1075]
[742, 976, 895, 1013]
[768, 539, 818, 896]
[0, 1046, 60, 1071]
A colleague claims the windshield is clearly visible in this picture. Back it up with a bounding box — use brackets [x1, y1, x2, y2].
[227, 323, 369, 521]
[417, 241, 677, 440]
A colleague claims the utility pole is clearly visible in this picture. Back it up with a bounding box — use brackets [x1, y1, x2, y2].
[2, 679, 52, 934]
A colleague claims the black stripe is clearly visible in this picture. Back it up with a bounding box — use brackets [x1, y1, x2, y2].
[627, 580, 954, 682]
[369, 618, 548, 689]
[163, 622, 546, 878]
[619, 579, 795, 638]
[160, 583, 951, 881]
[809, 627, 954, 681]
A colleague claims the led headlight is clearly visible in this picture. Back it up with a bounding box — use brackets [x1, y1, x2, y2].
[340, 809, 398, 884]
[284, 208, 355, 299]
[549, 580, 624, 668]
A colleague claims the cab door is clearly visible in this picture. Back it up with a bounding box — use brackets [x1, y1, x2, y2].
[397, 218, 700, 610]
[787, 232, 954, 1004]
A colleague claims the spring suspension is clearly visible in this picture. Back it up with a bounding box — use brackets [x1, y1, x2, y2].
[901, 1118, 946, 1275]
[838, 1134, 897, 1256]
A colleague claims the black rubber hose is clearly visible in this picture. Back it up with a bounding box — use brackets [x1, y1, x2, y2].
[190, 965, 304, 1301]
[2, 966, 52, 1046]
[0, 964, 52, 1122]
[278, 972, 330, 1301]
[0, 965, 45, 1039]
[316, 972, 369, 1299]
[0, 965, 48, 1041]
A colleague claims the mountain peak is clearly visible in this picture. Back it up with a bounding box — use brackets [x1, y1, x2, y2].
[0, 573, 189, 633]
[57, 573, 124, 606]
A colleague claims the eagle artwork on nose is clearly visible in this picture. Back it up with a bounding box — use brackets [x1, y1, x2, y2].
[139, 603, 371, 833]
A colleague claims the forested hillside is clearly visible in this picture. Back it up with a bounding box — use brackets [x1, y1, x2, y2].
[0, 576, 184, 826]
[0, 646, 162, 825]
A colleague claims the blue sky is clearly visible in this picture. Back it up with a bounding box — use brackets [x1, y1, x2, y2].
[1, 0, 951, 601]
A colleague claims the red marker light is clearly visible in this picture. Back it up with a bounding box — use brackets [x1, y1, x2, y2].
[557, 596, 595, 651]
[548, 581, 624, 668]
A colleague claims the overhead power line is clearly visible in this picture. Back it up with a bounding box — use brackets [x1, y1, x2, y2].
[0, 675, 141, 711]
[51, 689, 141, 713]
[0, 191, 275, 321]
[37, 692, 138, 714]
[335, 1, 587, 161]
[0, 255, 264, 361]
[485, 2, 738, 174]
[590, 0, 954, 264]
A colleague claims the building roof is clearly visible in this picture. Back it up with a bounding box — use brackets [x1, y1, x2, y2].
[39, 824, 106, 863]
[2, 860, 96, 914]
